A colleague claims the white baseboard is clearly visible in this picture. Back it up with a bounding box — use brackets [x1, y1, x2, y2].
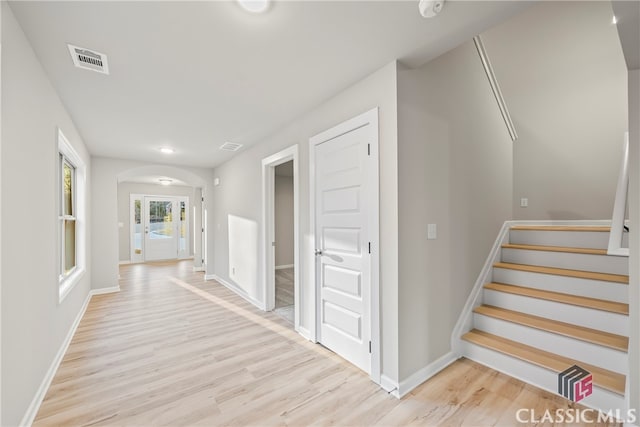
[296, 325, 313, 342]
[193, 266, 205, 272]
[380, 374, 399, 395]
[19, 284, 122, 426]
[397, 352, 458, 398]
[20, 290, 93, 426]
[275, 264, 294, 270]
[91, 286, 121, 295]
[205, 274, 265, 311]
[118, 260, 131, 265]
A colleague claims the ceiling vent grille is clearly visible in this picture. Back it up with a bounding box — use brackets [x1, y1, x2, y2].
[67, 44, 109, 75]
[220, 142, 243, 152]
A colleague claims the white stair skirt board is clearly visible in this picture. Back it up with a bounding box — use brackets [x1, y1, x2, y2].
[492, 268, 629, 304]
[460, 340, 626, 414]
[509, 230, 612, 249]
[483, 289, 629, 336]
[501, 248, 629, 276]
[473, 314, 628, 374]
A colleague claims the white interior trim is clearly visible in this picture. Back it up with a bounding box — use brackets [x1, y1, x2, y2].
[275, 264, 294, 270]
[397, 352, 458, 398]
[308, 107, 381, 384]
[19, 285, 120, 427]
[261, 145, 300, 333]
[58, 128, 87, 304]
[206, 273, 265, 310]
[608, 132, 630, 257]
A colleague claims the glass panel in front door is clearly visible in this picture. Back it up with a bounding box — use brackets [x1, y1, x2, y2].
[149, 200, 173, 239]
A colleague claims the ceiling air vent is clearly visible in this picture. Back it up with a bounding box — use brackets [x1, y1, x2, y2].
[220, 142, 243, 152]
[67, 44, 109, 75]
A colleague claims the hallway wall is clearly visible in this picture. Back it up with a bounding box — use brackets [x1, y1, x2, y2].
[481, 1, 628, 220]
[1, 4, 92, 425]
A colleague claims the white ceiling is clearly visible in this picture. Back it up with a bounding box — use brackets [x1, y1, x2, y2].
[10, 0, 532, 168]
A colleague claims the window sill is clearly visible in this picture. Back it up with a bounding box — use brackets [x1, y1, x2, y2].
[59, 267, 86, 303]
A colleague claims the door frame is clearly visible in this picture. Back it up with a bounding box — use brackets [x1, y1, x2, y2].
[261, 145, 300, 328]
[309, 107, 380, 383]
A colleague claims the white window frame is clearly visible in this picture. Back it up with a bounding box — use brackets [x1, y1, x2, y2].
[58, 129, 86, 302]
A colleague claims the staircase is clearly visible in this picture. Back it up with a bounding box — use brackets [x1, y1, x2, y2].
[456, 224, 629, 413]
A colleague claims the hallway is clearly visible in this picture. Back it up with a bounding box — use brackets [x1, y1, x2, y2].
[32, 261, 610, 426]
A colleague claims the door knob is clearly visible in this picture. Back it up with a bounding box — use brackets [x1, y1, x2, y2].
[314, 249, 323, 256]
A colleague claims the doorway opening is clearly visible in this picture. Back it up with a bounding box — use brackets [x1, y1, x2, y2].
[273, 161, 295, 323]
[262, 145, 299, 330]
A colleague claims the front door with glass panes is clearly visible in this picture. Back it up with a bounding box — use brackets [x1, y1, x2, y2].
[130, 195, 189, 262]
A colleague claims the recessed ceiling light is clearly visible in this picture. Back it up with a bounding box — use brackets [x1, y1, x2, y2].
[159, 147, 174, 154]
[159, 178, 173, 186]
[238, 0, 270, 13]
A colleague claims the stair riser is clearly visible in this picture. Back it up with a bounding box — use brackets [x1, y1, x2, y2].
[483, 289, 629, 336]
[473, 314, 628, 375]
[509, 230, 628, 250]
[501, 249, 628, 276]
[460, 341, 626, 414]
[492, 268, 628, 304]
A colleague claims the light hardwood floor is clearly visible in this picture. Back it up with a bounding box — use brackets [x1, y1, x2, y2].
[33, 260, 618, 426]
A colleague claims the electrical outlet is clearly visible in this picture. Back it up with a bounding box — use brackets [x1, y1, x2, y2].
[520, 198, 528, 208]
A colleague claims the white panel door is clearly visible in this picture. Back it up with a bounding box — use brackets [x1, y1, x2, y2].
[144, 197, 177, 261]
[314, 124, 372, 374]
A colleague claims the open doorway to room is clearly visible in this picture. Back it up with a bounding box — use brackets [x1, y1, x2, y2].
[273, 161, 295, 323]
[262, 145, 299, 330]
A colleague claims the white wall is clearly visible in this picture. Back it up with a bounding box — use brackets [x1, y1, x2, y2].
[274, 173, 294, 267]
[611, 0, 640, 414]
[627, 67, 639, 422]
[210, 61, 400, 382]
[481, 1, 628, 220]
[397, 41, 513, 381]
[1, 4, 92, 425]
[91, 158, 213, 291]
[117, 182, 196, 262]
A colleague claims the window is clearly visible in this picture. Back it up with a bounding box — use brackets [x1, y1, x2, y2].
[60, 156, 77, 275]
[58, 129, 86, 302]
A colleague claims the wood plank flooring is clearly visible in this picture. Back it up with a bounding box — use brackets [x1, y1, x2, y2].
[33, 260, 619, 426]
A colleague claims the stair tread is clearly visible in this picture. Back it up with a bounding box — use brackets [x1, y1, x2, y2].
[462, 329, 626, 395]
[494, 262, 628, 284]
[485, 283, 629, 315]
[502, 243, 608, 256]
[510, 225, 611, 232]
[474, 305, 628, 351]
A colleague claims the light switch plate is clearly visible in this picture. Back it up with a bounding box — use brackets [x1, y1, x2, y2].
[427, 223, 437, 240]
